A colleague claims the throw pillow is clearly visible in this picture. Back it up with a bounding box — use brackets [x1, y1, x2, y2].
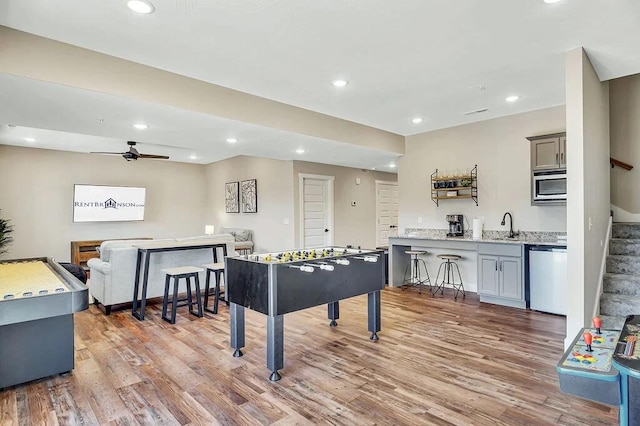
[234, 229, 250, 242]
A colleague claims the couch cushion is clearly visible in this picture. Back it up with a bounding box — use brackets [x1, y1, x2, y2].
[175, 234, 234, 242]
[99, 238, 174, 261]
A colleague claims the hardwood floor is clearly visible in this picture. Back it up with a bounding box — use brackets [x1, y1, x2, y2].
[1, 287, 618, 425]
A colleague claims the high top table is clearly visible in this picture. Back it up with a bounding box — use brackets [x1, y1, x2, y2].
[131, 240, 227, 320]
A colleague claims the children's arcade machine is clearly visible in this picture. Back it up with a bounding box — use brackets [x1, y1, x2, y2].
[557, 315, 640, 426]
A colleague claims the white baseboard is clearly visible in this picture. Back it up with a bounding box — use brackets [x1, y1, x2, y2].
[611, 204, 640, 222]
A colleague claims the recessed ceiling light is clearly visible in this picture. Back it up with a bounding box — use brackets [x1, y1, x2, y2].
[506, 95, 520, 102]
[24, 137, 36, 143]
[332, 80, 348, 88]
[226, 138, 238, 143]
[127, 0, 155, 14]
[296, 149, 305, 154]
[412, 117, 423, 124]
[133, 123, 148, 130]
[543, 0, 561, 3]
[189, 155, 198, 160]
[389, 163, 396, 168]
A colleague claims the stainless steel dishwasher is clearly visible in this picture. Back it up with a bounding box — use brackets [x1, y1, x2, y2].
[528, 245, 567, 315]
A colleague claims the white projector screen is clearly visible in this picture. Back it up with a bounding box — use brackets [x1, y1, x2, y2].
[73, 185, 146, 222]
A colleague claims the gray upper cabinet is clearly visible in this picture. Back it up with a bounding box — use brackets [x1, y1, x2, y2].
[528, 132, 567, 171]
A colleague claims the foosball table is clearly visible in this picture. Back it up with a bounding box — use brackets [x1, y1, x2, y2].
[225, 247, 385, 381]
[557, 315, 640, 425]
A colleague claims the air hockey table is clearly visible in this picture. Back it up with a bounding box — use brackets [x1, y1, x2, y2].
[557, 315, 640, 426]
[0, 257, 89, 389]
[225, 247, 385, 381]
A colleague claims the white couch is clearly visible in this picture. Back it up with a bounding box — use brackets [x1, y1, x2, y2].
[218, 227, 254, 253]
[87, 234, 236, 314]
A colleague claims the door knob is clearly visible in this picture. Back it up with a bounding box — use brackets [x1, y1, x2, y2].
[324, 229, 329, 232]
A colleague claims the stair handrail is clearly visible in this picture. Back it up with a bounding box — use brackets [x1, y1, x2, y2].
[610, 157, 633, 170]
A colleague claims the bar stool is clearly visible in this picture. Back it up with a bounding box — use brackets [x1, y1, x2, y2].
[433, 254, 465, 300]
[402, 250, 431, 294]
[202, 262, 225, 314]
[161, 266, 204, 324]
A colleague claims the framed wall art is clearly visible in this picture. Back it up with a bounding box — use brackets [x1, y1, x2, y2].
[225, 181, 239, 213]
[241, 179, 257, 213]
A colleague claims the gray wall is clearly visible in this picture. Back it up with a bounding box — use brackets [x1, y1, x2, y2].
[610, 74, 640, 215]
[292, 161, 397, 249]
[0, 145, 207, 261]
[565, 48, 610, 346]
[400, 106, 567, 234]
[204, 155, 295, 253]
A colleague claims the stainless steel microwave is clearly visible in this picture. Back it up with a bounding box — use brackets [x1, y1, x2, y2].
[532, 170, 567, 205]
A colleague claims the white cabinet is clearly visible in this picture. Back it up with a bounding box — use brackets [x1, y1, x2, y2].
[477, 243, 525, 309]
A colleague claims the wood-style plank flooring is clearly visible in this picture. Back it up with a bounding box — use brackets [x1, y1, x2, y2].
[1, 287, 618, 425]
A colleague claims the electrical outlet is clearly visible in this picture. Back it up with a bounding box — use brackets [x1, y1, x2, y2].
[417, 217, 423, 224]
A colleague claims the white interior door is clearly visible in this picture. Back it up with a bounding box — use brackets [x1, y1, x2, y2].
[376, 181, 399, 247]
[300, 174, 334, 249]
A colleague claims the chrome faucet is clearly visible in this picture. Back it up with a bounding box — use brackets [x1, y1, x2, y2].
[501, 212, 516, 238]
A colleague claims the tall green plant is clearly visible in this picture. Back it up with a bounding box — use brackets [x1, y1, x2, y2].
[0, 210, 14, 255]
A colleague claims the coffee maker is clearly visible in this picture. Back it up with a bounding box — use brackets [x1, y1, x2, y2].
[446, 214, 464, 237]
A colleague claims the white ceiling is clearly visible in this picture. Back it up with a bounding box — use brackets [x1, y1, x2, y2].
[1, 0, 640, 167]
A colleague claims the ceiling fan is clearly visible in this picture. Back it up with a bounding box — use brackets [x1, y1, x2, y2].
[91, 141, 170, 161]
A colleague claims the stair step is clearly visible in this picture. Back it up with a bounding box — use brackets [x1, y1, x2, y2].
[603, 273, 640, 296]
[599, 314, 625, 331]
[600, 293, 640, 317]
[612, 222, 640, 239]
[606, 255, 640, 275]
[610, 239, 640, 256]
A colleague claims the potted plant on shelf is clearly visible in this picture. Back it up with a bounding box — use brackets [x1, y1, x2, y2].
[0, 210, 14, 256]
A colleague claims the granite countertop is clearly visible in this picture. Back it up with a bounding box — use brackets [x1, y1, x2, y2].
[392, 228, 567, 247]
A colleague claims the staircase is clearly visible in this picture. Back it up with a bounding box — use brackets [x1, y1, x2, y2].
[601, 222, 640, 329]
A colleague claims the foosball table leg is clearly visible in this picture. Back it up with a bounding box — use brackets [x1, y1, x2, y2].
[230, 303, 245, 358]
[328, 301, 339, 327]
[368, 290, 381, 341]
[267, 314, 284, 381]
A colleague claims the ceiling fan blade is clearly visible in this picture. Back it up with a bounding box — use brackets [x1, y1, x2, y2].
[138, 154, 170, 159]
[90, 151, 127, 155]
